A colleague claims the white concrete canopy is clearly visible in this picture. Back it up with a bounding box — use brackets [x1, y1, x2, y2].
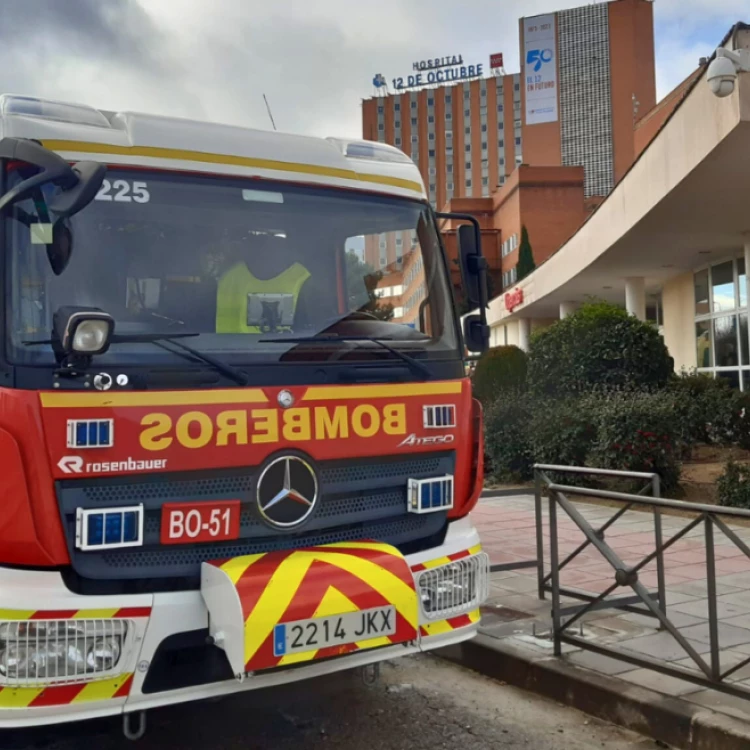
[486, 63, 750, 326]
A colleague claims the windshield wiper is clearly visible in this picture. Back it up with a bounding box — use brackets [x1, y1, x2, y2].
[24, 331, 250, 387]
[22, 331, 199, 346]
[145, 336, 249, 387]
[260, 334, 431, 379]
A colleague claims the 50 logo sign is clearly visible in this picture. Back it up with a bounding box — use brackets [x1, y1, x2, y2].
[526, 48, 553, 72]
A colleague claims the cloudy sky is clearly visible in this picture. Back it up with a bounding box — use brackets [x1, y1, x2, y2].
[0, 0, 746, 140]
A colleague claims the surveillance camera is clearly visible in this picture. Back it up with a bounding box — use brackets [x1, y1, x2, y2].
[707, 55, 737, 98]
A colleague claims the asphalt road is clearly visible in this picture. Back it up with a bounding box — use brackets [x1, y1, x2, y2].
[4, 655, 660, 750]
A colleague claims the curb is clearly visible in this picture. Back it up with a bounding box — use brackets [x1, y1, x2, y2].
[438, 634, 750, 750]
[480, 488, 533, 498]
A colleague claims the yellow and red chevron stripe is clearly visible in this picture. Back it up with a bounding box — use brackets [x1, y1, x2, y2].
[0, 674, 133, 709]
[410, 544, 483, 573]
[420, 609, 481, 637]
[207, 541, 419, 672]
[0, 607, 151, 621]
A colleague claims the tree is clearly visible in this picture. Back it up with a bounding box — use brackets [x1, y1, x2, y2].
[345, 251, 394, 321]
[516, 225, 536, 282]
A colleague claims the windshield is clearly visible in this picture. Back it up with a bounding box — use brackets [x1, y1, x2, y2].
[6, 169, 459, 368]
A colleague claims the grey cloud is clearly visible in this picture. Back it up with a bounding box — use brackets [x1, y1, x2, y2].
[0, 0, 741, 143]
[0, 0, 205, 119]
[0, 0, 163, 67]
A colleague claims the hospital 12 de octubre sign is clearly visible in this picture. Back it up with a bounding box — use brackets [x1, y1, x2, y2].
[389, 54, 484, 91]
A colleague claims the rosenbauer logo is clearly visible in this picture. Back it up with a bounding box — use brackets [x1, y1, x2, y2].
[58, 456, 168, 475]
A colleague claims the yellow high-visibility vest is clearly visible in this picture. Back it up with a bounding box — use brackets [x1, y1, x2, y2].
[215, 261, 311, 334]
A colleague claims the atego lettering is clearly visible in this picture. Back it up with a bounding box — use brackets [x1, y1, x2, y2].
[399, 433, 455, 448]
[140, 403, 408, 451]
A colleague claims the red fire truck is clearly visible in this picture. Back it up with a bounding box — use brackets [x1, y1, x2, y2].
[0, 94, 490, 736]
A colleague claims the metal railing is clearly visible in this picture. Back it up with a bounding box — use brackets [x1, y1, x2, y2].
[485, 487, 543, 575]
[535, 464, 750, 700]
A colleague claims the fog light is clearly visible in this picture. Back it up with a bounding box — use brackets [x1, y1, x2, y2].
[73, 319, 110, 352]
[53, 306, 114, 356]
[416, 553, 489, 620]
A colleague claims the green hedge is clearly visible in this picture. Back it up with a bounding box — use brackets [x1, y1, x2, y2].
[484, 388, 684, 490]
[472, 345, 527, 406]
[478, 301, 750, 491]
[529, 397, 596, 468]
[718, 460, 750, 509]
[588, 390, 682, 491]
[527, 301, 673, 397]
[483, 393, 533, 482]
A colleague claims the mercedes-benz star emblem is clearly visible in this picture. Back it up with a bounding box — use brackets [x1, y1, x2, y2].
[278, 390, 294, 408]
[256, 455, 318, 528]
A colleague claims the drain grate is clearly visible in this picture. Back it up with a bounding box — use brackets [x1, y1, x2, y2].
[480, 605, 534, 624]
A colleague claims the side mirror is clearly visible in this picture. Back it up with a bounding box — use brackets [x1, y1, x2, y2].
[0, 137, 105, 218]
[463, 314, 489, 353]
[47, 219, 74, 276]
[48, 161, 107, 218]
[457, 224, 488, 310]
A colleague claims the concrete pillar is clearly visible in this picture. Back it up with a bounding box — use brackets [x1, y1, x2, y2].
[518, 318, 531, 352]
[744, 238, 750, 362]
[559, 301, 578, 319]
[625, 277, 646, 321]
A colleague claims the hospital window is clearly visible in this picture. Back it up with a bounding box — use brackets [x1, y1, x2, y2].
[694, 256, 749, 389]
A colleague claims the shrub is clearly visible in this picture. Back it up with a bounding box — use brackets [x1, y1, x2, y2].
[472, 346, 527, 406]
[718, 460, 750, 509]
[483, 392, 533, 482]
[729, 392, 750, 450]
[529, 397, 597, 468]
[588, 389, 683, 492]
[668, 371, 737, 446]
[527, 301, 673, 397]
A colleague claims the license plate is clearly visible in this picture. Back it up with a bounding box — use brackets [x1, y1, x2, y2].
[160, 500, 241, 545]
[273, 606, 397, 657]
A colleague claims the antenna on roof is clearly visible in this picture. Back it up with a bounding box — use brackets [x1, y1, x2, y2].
[263, 94, 277, 131]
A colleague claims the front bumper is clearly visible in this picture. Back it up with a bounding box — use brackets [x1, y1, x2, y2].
[0, 518, 486, 728]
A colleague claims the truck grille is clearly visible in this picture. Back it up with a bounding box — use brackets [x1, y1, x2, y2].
[57, 453, 453, 587]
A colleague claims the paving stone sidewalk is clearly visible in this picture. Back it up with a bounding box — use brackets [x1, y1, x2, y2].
[470, 493, 750, 724]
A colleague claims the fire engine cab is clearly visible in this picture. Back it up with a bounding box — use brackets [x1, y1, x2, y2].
[0, 94, 490, 735]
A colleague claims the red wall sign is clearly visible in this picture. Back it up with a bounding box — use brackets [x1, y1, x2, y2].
[490, 53, 504, 69]
[504, 288, 523, 312]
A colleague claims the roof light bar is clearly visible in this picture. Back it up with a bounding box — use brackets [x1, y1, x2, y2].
[0, 95, 111, 129]
[327, 138, 413, 165]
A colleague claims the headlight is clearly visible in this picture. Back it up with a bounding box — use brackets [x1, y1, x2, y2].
[0, 620, 128, 685]
[419, 563, 476, 613]
[416, 554, 489, 619]
[87, 637, 121, 672]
